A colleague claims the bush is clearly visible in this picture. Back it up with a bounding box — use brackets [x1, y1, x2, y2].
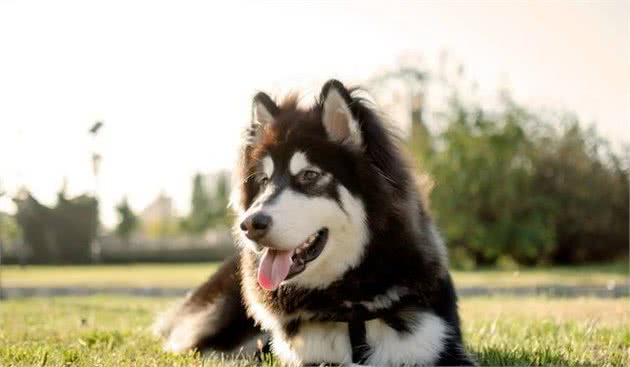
[411, 93, 629, 267]
[13, 192, 98, 264]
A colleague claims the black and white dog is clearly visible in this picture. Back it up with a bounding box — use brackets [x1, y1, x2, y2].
[154, 80, 475, 366]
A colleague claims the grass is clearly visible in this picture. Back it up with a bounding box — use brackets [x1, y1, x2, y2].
[0, 295, 628, 366]
[0, 263, 220, 288]
[1, 263, 628, 365]
[2, 262, 627, 288]
[461, 297, 629, 366]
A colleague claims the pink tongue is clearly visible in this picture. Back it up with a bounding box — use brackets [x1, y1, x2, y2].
[258, 248, 294, 291]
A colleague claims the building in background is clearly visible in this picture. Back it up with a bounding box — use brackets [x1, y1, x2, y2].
[139, 192, 178, 239]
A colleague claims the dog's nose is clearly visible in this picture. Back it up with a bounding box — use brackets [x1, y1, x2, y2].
[240, 213, 272, 241]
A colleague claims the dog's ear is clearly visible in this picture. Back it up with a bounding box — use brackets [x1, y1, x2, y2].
[247, 92, 278, 144]
[252, 92, 278, 126]
[320, 80, 363, 149]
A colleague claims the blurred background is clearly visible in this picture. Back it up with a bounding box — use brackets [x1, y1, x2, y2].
[0, 0, 627, 272]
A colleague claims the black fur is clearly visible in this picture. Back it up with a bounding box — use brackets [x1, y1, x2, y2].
[192, 256, 261, 352]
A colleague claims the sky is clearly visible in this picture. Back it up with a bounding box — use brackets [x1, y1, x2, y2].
[0, 0, 628, 227]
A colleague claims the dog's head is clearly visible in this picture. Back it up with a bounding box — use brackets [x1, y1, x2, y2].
[232, 80, 411, 291]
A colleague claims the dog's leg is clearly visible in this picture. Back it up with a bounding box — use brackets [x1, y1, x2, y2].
[153, 254, 264, 355]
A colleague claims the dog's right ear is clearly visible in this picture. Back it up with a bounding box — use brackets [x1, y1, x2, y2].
[252, 92, 278, 126]
[246, 92, 278, 146]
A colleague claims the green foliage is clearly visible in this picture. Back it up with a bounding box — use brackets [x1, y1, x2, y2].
[186, 173, 212, 234]
[181, 172, 231, 235]
[411, 92, 629, 267]
[0, 212, 21, 251]
[115, 198, 138, 241]
[529, 119, 629, 263]
[209, 171, 231, 227]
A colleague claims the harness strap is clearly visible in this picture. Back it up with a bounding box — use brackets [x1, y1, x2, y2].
[348, 320, 370, 364]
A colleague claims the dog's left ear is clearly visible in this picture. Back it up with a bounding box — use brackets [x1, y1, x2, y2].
[320, 80, 363, 149]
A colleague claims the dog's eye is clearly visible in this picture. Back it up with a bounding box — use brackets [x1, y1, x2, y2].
[259, 176, 269, 187]
[298, 170, 320, 184]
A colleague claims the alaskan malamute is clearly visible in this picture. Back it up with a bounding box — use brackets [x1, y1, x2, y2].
[154, 80, 475, 366]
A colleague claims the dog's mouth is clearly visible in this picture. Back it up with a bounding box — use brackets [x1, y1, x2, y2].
[257, 228, 328, 291]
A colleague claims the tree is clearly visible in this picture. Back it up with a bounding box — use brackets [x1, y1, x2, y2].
[529, 119, 629, 263]
[0, 212, 21, 256]
[14, 190, 98, 264]
[115, 197, 138, 242]
[401, 67, 628, 267]
[209, 171, 230, 227]
[426, 95, 555, 266]
[183, 173, 212, 234]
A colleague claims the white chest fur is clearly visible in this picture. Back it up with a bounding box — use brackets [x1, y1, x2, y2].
[271, 312, 449, 366]
[272, 321, 352, 365]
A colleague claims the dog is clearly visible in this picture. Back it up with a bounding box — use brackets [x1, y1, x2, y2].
[154, 80, 475, 366]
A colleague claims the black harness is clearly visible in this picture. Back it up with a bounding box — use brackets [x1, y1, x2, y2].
[266, 295, 423, 365]
[344, 294, 423, 364]
[348, 320, 371, 364]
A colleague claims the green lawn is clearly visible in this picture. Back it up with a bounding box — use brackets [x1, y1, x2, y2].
[1, 295, 627, 366]
[2, 262, 627, 288]
[1, 263, 628, 366]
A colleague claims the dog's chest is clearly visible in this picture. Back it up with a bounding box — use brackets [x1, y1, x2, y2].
[273, 321, 352, 365]
[271, 313, 448, 366]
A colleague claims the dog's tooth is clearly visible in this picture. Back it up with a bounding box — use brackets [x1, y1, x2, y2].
[299, 232, 320, 251]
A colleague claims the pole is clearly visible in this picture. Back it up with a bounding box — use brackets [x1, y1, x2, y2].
[88, 121, 104, 262]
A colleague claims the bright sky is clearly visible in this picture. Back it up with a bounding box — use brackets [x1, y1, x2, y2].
[1, 0, 628, 228]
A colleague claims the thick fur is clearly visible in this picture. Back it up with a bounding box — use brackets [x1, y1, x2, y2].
[154, 80, 475, 366]
[153, 256, 263, 355]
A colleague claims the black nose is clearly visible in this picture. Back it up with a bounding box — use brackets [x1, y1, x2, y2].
[240, 213, 272, 241]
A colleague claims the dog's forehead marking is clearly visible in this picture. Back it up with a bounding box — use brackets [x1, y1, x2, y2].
[262, 155, 274, 177]
[289, 151, 310, 175]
